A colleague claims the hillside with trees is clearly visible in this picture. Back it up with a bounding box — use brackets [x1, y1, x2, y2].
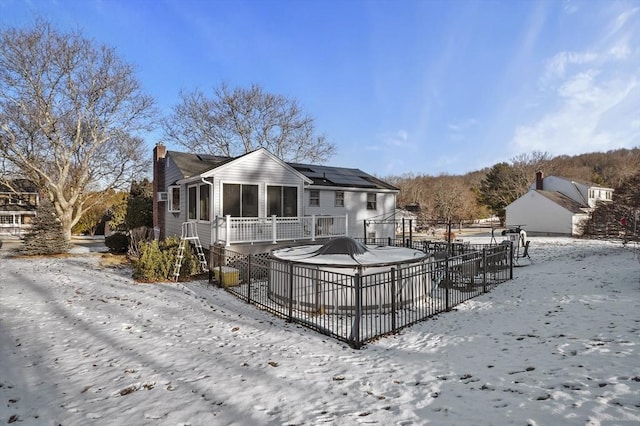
[385, 148, 640, 226]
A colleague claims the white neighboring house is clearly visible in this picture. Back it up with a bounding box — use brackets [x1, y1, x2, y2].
[505, 171, 614, 236]
[0, 179, 39, 237]
[152, 144, 399, 250]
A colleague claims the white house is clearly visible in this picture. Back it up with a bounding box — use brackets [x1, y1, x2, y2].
[0, 179, 39, 236]
[505, 171, 613, 236]
[152, 144, 399, 251]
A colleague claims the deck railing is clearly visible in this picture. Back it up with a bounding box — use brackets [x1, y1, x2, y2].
[214, 214, 348, 246]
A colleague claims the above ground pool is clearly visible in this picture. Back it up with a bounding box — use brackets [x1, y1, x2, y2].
[268, 237, 432, 314]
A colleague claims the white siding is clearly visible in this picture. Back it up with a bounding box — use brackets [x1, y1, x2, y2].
[506, 191, 575, 235]
[303, 188, 396, 239]
[211, 150, 306, 220]
[163, 156, 187, 239]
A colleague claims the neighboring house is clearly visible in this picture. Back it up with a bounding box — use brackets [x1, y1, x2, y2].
[0, 179, 39, 236]
[505, 171, 614, 236]
[152, 144, 399, 250]
[394, 209, 419, 233]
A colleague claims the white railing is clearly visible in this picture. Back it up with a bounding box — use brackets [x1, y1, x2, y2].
[214, 215, 348, 246]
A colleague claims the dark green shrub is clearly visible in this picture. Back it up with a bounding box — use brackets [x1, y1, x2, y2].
[132, 236, 201, 282]
[105, 232, 129, 253]
[21, 198, 70, 255]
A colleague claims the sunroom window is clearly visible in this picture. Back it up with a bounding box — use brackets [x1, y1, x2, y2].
[268, 186, 298, 217]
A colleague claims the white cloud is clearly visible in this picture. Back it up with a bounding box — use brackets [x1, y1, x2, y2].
[609, 37, 631, 60]
[513, 4, 640, 158]
[541, 51, 598, 84]
[606, 7, 639, 39]
[513, 76, 638, 155]
[563, 0, 579, 15]
[378, 129, 411, 148]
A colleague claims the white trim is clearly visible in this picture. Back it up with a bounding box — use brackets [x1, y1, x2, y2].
[168, 186, 181, 213]
[308, 184, 398, 193]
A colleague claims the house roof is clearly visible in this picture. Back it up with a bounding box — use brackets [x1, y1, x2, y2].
[288, 163, 399, 191]
[167, 149, 399, 191]
[0, 204, 37, 213]
[0, 179, 38, 193]
[536, 190, 589, 214]
[539, 175, 613, 190]
[167, 151, 233, 178]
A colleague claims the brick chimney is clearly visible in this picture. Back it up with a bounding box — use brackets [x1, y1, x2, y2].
[535, 171, 544, 190]
[153, 143, 167, 240]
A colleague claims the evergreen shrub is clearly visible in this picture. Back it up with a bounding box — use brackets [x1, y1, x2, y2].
[132, 236, 201, 282]
[105, 232, 129, 253]
[21, 198, 70, 255]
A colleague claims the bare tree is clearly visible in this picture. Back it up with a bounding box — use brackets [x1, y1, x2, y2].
[0, 20, 156, 242]
[511, 150, 553, 184]
[163, 82, 336, 163]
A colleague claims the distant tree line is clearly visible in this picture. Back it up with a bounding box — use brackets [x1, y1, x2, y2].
[385, 148, 640, 227]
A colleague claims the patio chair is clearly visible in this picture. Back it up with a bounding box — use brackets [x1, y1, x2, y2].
[514, 240, 532, 266]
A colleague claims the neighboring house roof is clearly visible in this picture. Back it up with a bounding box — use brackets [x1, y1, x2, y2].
[168, 149, 399, 191]
[0, 179, 38, 193]
[536, 190, 589, 214]
[0, 204, 37, 213]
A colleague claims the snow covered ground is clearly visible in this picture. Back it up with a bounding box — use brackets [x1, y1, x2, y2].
[1, 236, 638, 425]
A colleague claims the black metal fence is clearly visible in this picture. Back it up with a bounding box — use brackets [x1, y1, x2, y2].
[209, 240, 513, 348]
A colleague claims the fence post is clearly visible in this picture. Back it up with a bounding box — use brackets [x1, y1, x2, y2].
[445, 256, 450, 311]
[272, 215, 277, 244]
[217, 246, 224, 288]
[344, 213, 348, 237]
[225, 215, 231, 247]
[509, 241, 514, 280]
[311, 214, 316, 242]
[287, 262, 294, 322]
[349, 269, 362, 349]
[402, 218, 406, 246]
[409, 219, 413, 247]
[208, 247, 214, 285]
[390, 267, 397, 332]
[482, 248, 487, 293]
[363, 220, 367, 245]
[247, 254, 252, 303]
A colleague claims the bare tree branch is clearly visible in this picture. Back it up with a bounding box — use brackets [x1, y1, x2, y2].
[163, 82, 336, 163]
[0, 19, 157, 242]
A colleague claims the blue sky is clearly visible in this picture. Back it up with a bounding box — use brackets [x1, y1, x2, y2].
[1, 0, 639, 176]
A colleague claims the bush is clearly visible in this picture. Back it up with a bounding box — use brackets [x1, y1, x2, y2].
[21, 198, 70, 255]
[132, 236, 201, 282]
[105, 232, 129, 253]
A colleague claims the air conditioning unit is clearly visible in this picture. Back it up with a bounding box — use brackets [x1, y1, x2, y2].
[158, 192, 168, 202]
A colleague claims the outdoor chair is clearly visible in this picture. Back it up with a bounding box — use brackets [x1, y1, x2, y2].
[514, 240, 532, 266]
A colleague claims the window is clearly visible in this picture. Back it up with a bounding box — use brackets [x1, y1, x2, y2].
[335, 191, 344, 207]
[188, 186, 197, 220]
[309, 190, 320, 207]
[268, 186, 298, 217]
[199, 183, 210, 221]
[0, 215, 15, 225]
[367, 193, 377, 210]
[168, 186, 180, 212]
[223, 183, 258, 217]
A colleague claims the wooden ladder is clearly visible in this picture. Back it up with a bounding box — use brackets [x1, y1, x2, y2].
[173, 222, 209, 281]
